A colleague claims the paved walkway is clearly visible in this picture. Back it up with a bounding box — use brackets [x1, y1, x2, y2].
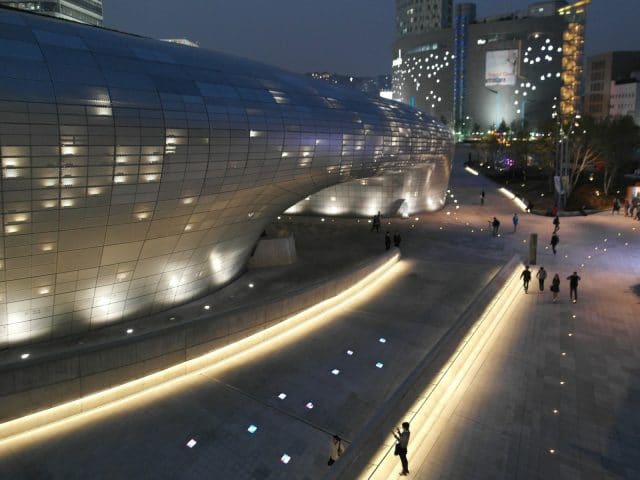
[1, 146, 639, 479]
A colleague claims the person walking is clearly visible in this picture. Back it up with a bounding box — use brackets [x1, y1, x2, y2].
[550, 273, 560, 302]
[490, 217, 500, 236]
[550, 232, 559, 255]
[480, 189, 485, 206]
[393, 422, 411, 476]
[512, 213, 519, 232]
[385, 231, 391, 251]
[371, 211, 381, 232]
[553, 215, 560, 233]
[567, 271, 581, 303]
[520, 265, 532, 293]
[612, 198, 621, 214]
[625, 199, 631, 216]
[393, 231, 402, 248]
[327, 435, 344, 466]
[536, 267, 547, 292]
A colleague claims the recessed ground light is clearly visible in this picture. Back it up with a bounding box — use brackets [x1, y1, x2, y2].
[379, 337, 386, 343]
[280, 454, 291, 464]
[375, 362, 384, 369]
[248, 283, 254, 288]
[331, 369, 340, 375]
[21, 353, 30, 360]
[203, 305, 211, 310]
[278, 393, 287, 400]
[126, 328, 133, 334]
[186, 439, 197, 448]
[305, 402, 314, 409]
[247, 425, 258, 434]
[346, 350, 354, 356]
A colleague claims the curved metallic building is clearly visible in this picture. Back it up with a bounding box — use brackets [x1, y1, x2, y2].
[0, 7, 453, 347]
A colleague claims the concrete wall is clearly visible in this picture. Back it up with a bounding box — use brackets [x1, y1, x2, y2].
[0, 249, 399, 433]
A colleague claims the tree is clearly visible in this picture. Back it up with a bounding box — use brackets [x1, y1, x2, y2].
[593, 116, 640, 195]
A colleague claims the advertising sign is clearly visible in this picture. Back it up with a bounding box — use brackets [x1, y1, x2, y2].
[485, 49, 519, 86]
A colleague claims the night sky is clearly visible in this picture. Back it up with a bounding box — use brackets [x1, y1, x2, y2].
[105, 0, 639, 77]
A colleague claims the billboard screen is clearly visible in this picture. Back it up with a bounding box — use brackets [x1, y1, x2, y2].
[485, 50, 519, 86]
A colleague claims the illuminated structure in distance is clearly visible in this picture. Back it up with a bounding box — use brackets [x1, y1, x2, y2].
[392, 1, 590, 133]
[0, 7, 453, 347]
[0, 0, 102, 25]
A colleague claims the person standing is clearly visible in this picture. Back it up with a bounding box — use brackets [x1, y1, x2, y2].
[393, 422, 411, 476]
[512, 213, 519, 232]
[567, 272, 581, 303]
[371, 212, 381, 233]
[550, 232, 559, 255]
[393, 231, 402, 248]
[550, 274, 560, 302]
[553, 215, 560, 233]
[491, 217, 500, 236]
[480, 189, 485, 206]
[385, 231, 391, 251]
[327, 435, 344, 466]
[536, 267, 547, 292]
[520, 265, 532, 293]
[625, 199, 631, 216]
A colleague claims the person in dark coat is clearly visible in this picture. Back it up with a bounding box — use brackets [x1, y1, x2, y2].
[567, 272, 581, 303]
[536, 267, 547, 292]
[385, 231, 391, 250]
[553, 215, 560, 233]
[520, 265, 532, 293]
[550, 273, 560, 302]
[550, 233, 559, 255]
[393, 422, 411, 476]
[490, 217, 500, 236]
[393, 231, 402, 248]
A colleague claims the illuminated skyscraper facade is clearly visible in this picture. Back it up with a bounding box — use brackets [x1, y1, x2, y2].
[396, 0, 453, 38]
[0, 0, 102, 26]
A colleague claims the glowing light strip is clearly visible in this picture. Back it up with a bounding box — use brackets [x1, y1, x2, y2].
[359, 264, 522, 479]
[464, 166, 479, 176]
[499, 187, 528, 212]
[0, 253, 402, 447]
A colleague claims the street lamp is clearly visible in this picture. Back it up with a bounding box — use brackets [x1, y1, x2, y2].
[484, 86, 499, 130]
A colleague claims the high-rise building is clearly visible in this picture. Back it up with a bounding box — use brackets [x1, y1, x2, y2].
[392, 1, 591, 132]
[584, 52, 640, 119]
[609, 77, 640, 125]
[396, 0, 453, 38]
[0, 0, 102, 25]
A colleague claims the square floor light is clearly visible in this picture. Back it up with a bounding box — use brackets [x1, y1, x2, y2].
[247, 425, 258, 434]
[346, 350, 354, 356]
[379, 338, 386, 343]
[375, 362, 384, 369]
[331, 369, 340, 375]
[280, 454, 291, 464]
[305, 402, 314, 409]
[278, 393, 287, 400]
[186, 439, 197, 448]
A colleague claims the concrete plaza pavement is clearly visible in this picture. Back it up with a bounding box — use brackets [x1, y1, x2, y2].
[1, 147, 639, 479]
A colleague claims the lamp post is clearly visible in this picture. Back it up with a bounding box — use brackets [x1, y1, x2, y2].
[484, 86, 499, 130]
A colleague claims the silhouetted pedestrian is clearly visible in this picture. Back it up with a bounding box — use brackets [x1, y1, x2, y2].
[550, 274, 560, 302]
[612, 198, 621, 214]
[536, 267, 547, 292]
[490, 217, 500, 236]
[327, 435, 344, 466]
[480, 189, 485, 206]
[527, 200, 534, 213]
[385, 231, 391, 250]
[625, 199, 631, 216]
[550, 232, 559, 255]
[520, 265, 532, 293]
[393, 231, 402, 248]
[393, 422, 411, 476]
[553, 215, 560, 233]
[567, 272, 581, 303]
[371, 211, 381, 232]
[512, 213, 519, 232]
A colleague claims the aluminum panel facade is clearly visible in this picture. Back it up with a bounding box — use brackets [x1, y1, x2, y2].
[0, 7, 453, 347]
